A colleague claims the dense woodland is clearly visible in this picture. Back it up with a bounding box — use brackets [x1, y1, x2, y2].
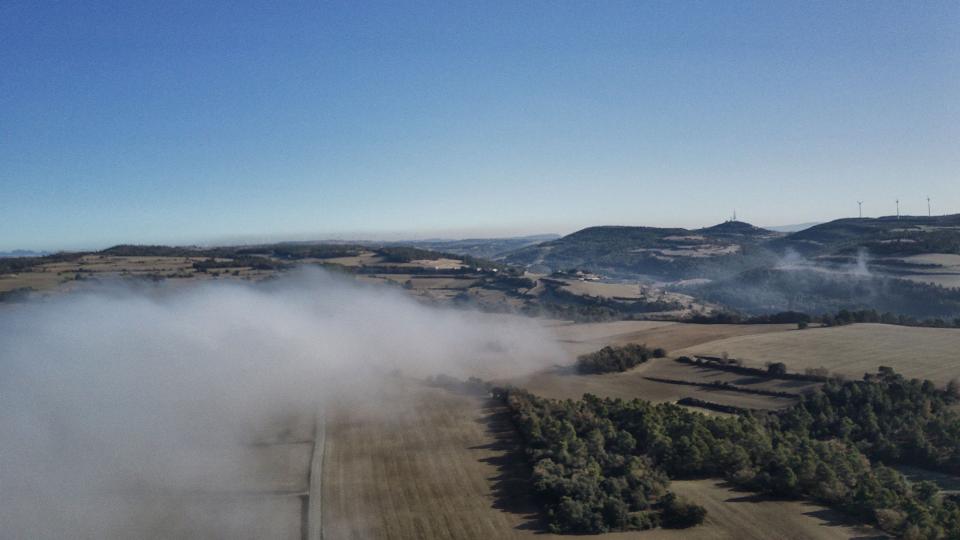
[498, 369, 960, 538]
[691, 269, 960, 319]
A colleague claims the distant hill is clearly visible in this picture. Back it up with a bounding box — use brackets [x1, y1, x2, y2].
[498, 215, 960, 317]
[393, 234, 560, 260]
[502, 215, 960, 278]
[684, 267, 960, 318]
[503, 221, 780, 279]
[772, 214, 960, 256]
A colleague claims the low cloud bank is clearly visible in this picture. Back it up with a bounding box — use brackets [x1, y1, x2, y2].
[0, 269, 561, 539]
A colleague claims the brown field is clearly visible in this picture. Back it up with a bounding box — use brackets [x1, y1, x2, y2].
[879, 253, 960, 289]
[547, 320, 795, 357]
[507, 358, 808, 410]
[560, 280, 645, 299]
[679, 323, 960, 384]
[501, 320, 818, 410]
[322, 380, 537, 540]
[406, 276, 477, 289]
[407, 257, 465, 270]
[635, 480, 885, 539]
[323, 252, 385, 266]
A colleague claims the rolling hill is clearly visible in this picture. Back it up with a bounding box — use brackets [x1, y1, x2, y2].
[500, 215, 960, 317]
[502, 221, 780, 279]
[771, 214, 960, 257]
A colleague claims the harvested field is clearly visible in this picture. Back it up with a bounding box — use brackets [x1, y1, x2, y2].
[878, 254, 960, 288]
[323, 253, 385, 267]
[547, 321, 795, 359]
[633, 480, 885, 539]
[407, 257, 465, 270]
[407, 276, 477, 289]
[899, 253, 960, 267]
[322, 380, 540, 540]
[679, 323, 960, 384]
[559, 280, 644, 299]
[508, 358, 804, 410]
[508, 321, 814, 409]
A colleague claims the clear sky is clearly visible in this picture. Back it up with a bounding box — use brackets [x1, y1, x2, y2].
[2, 1, 958, 251]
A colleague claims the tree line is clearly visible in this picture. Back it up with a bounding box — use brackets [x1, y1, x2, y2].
[687, 307, 960, 329]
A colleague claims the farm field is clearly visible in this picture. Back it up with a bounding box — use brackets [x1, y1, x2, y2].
[499, 320, 821, 410]
[679, 323, 960, 384]
[876, 253, 960, 289]
[320, 378, 877, 540]
[508, 357, 808, 410]
[321, 380, 538, 540]
[546, 320, 796, 359]
[0, 255, 275, 295]
[633, 480, 885, 540]
[559, 280, 645, 299]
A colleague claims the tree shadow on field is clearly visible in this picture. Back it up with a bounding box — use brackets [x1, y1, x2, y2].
[470, 399, 551, 533]
[801, 509, 889, 539]
[720, 482, 888, 539]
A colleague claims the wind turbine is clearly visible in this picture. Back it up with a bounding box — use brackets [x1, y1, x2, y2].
[857, 201, 863, 219]
[896, 199, 900, 220]
[927, 197, 932, 217]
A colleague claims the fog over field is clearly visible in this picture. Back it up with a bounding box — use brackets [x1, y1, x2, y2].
[0, 269, 562, 539]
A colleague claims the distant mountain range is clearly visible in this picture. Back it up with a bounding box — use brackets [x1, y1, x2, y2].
[0, 250, 49, 258]
[502, 215, 960, 275]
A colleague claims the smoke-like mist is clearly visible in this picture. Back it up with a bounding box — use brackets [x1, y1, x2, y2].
[0, 269, 562, 539]
[776, 247, 872, 277]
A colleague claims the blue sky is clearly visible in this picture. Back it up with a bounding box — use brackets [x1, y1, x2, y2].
[2, 1, 958, 251]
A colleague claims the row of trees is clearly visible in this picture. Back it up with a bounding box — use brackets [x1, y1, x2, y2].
[498, 368, 960, 537]
[688, 307, 960, 330]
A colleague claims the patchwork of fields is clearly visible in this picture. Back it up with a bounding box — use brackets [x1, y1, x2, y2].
[317, 318, 941, 539]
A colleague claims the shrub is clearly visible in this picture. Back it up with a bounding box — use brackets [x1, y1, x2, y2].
[660, 494, 707, 528]
[766, 362, 788, 376]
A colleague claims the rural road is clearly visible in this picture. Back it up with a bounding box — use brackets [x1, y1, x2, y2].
[307, 411, 326, 540]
